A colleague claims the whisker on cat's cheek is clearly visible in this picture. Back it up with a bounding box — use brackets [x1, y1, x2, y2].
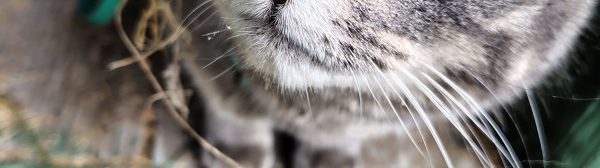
[465, 69, 535, 167]
[348, 69, 364, 121]
[426, 64, 522, 168]
[369, 67, 428, 162]
[421, 72, 496, 167]
[182, 1, 214, 26]
[526, 89, 549, 166]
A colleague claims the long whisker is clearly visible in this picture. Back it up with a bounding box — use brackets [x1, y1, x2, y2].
[201, 34, 263, 69]
[223, 32, 252, 42]
[465, 70, 534, 167]
[210, 63, 237, 81]
[388, 68, 455, 168]
[422, 70, 514, 167]
[181, 0, 213, 25]
[305, 88, 313, 117]
[419, 73, 498, 167]
[181, 3, 216, 30]
[349, 69, 364, 121]
[526, 89, 549, 167]
[396, 67, 495, 167]
[368, 69, 429, 160]
[202, 44, 240, 69]
[364, 66, 436, 163]
[424, 65, 522, 168]
[444, 95, 497, 168]
[358, 72, 394, 128]
[200, 27, 232, 37]
[385, 72, 439, 168]
[188, 10, 220, 32]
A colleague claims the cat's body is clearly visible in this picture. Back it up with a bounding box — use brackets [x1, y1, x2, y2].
[184, 0, 597, 167]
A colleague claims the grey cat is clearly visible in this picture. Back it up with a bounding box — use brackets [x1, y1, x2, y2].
[182, 0, 597, 167]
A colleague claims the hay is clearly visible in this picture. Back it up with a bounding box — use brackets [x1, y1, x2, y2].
[113, 0, 242, 167]
[0, 0, 240, 167]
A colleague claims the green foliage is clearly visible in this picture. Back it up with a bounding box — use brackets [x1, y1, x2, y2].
[78, 0, 123, 26]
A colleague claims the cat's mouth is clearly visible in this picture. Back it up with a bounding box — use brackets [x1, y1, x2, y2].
[226, 9, 395, 93]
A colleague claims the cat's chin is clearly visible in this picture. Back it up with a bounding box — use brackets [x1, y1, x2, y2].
[246, 59, 523, 113]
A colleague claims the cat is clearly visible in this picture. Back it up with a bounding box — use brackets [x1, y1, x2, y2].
[181, 0, 597, 167]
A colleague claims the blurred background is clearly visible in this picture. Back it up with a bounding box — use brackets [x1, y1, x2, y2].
[0, 0, 598, 167]
[0, 0, 197, 167]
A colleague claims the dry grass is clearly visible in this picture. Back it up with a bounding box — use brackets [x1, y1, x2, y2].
[113, 0, 242, 167]
[0, 0, 241, 167]
[0, 96, 152, 167]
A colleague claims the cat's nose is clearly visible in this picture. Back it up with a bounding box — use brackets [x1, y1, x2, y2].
[273, 0, 287, 7]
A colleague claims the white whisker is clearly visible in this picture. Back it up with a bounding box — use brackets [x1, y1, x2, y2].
[182, 4, 216, 30]
[305, 88, 313, 117]
[369, 69, 429, 160]
[526, 89, 548, 168]
[202, 45, 239, 69]
[465, 70, 534, 167]
[388, 68, 455, 168]
[210, 64, 236, 81]
[385, 72, 438, 168]
[349, 69, 364, 121]
[365, 66, 436, 165]
[358, 72, 388, 120]
[419, 72, 498, 167]
[423, 65, 521, 168]
[181, 1, 213, 25]
[396, 67, 495, 167]
[223, 33, 251, 42]
[189, 10, 221, 32]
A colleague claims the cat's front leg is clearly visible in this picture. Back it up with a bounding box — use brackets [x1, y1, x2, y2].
[201, 105, 275, 168]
